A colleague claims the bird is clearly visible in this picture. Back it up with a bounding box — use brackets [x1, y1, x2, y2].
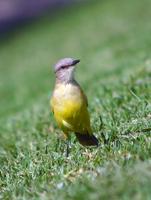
[50, 58, 98, 155]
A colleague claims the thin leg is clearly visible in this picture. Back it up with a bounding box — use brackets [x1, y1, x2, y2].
[55, 137, 60, 152]
[63, 133, 70, 157]
[66, 139, 70, 157]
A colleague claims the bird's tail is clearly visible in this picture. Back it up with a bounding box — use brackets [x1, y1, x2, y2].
[75, 132, 98, 146]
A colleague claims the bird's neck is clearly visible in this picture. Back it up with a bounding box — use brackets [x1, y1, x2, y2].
[56, 77, 76, 85]
[56, 71, 75, 84]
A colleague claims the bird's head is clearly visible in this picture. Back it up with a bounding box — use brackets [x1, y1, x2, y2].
[54, 58, 80, 83]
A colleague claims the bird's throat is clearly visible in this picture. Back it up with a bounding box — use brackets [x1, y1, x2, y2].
[56, 70, 75, 84]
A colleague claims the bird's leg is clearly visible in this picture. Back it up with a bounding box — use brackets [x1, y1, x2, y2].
[64, 133, 71, 157]
[66, 139, 70, 157]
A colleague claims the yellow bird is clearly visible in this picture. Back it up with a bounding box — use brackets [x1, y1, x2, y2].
[50, 58, 98, 154]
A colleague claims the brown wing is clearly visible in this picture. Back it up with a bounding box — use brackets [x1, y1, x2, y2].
[80, 89, 88, 107]
[72, 80, 88, 107]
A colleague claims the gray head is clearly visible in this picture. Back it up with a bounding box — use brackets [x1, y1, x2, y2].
[54, 58, 80, 83]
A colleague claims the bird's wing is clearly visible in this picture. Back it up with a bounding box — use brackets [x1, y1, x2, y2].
[82, 90, 88, 107]
[74, 80, 88, 107]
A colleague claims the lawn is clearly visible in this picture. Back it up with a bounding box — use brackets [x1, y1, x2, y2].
[0, 0, 151, 199]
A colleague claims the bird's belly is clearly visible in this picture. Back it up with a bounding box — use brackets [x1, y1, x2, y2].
[51, 83, 87, 132]
[53, 97, 85, 132]
[54, 99, 83, 122]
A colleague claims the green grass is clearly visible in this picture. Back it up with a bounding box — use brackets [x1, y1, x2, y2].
[0, 0, 151, 199]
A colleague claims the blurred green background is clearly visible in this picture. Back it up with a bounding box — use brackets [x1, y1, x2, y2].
[0, 0, 151, 199]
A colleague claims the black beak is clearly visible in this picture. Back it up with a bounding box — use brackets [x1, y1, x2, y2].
[72, 59, 80, 66]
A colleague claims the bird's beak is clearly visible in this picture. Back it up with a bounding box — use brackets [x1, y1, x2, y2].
[72, 59, 80, 66]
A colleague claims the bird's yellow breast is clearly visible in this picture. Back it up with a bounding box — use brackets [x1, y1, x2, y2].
[51, 83, 90, 133]
[51, 83, 85, 118]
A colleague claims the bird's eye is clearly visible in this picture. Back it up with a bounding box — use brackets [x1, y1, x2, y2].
[61, 66, 66, 69]
[61, 65, 69, 69]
